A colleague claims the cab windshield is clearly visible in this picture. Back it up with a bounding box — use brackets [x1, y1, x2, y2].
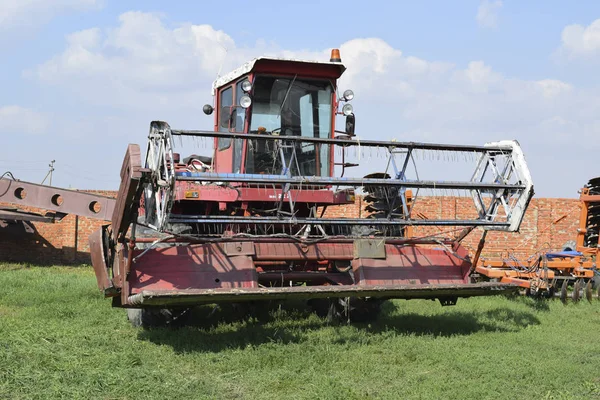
[246, 76, 333, 177]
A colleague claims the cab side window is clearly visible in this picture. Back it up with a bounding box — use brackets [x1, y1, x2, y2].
[235, 81, 246, 132]
[218, 86, 233, 150]
[232, 80, 247, 173]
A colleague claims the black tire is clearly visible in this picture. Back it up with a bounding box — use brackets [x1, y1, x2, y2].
[561, 240, 577, 252]
[310, 297, 383, 323]
[308, 298, 332, 319]
[342, 298, 384, 323]
[591, 273, 600, 289]
[127, 308, 189, 328]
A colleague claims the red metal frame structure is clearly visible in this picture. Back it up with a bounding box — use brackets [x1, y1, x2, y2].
[0, 173, 117, 263]
[0, 176, 115, 222]
[0, 178, 115, 222]
[90, 50, 535, 325]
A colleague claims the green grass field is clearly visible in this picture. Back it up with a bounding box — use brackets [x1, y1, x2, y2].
[1, 264, 599, 400]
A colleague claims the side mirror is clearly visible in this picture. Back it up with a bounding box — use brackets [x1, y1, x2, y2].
[220, 106, 235, 129]
[203, 104, 214, 115]
[345, 114, 355, 136]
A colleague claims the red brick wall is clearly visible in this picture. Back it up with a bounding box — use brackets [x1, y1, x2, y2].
[322, 196, 582, 260]
[0, 191, 583, 265]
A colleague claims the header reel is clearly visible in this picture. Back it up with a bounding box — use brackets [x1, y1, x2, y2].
[142, 121, 175, 231]
[136, 121, 534, 240]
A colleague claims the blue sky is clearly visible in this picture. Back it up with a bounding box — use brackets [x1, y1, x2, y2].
[1, 0, 600, 197]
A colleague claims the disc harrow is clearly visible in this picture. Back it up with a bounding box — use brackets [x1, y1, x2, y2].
[583, 177, 600, 248]
[476, 175, 600, 302]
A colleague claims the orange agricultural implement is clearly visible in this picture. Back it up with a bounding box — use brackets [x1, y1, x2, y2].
[475, 177, 600, 302]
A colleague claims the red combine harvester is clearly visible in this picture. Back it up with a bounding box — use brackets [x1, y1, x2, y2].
[90, 50, 535, 326]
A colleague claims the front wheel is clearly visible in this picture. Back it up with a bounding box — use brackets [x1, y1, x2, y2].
[126, 308, 189, 328]
[309, 297, 383, 323]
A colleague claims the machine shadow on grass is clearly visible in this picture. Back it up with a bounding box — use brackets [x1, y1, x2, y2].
[137, 299, 541, 353]
[364, 303, 540, 338]
[506, 295, 552, 312]
[0, 221, 92, 266]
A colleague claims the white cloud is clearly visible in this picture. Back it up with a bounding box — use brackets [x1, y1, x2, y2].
[559, 18, 600, 58]
[476, 0, 503, 29]
[33, 11, 239, 109]
[22, 12, 600, 197]
[337, 38, 453, 94]
[32, 22, 455, 107]
[0, 0, 102, 30]
[0, 105, 48, 135]
[453, 61, 502, 93]
[536, 79, 572, 98]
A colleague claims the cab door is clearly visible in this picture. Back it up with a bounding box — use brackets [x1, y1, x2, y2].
[214, 82, 247, 174]
[214, 86, 234, 173]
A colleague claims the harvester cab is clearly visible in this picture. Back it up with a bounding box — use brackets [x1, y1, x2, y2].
[90, 49, 535, 327]
[205, 49, 355, 179]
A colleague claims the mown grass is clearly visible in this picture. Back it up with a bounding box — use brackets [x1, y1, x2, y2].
[1, 264, 599, 400]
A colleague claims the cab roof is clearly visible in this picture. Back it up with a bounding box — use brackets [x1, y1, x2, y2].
[212, 57, 346, 94]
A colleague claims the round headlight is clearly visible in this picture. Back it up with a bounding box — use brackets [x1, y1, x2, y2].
[342, 103, 353, 116]
[241, 80, 252, 93]
[240, 95, 252, 109]
[343, 89, 354, 101]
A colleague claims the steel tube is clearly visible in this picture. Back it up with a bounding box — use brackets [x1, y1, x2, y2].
[168, 215, 509, 227]
[175, 172, 524, 190]
[131, 236, 457, 245]
[171, 129, 512, 153]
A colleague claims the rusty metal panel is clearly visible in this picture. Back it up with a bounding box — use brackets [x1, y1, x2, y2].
[222, 242, 255, 256]
[237, 187, 343, 204]
[353, 239, 386, 259]
[174, 183, 239, 202]
[111, 144, 143, 240]
[117, 244, 130, 307]
[127, 245, 258, 296]
[89, 226, 113, 293]
[0, 208, 54, 223]
[353, 245, 471, 286]
[125, 240, 460, 262]
[0, 178, 115, 220]
[126, 282, 517, 307]
[253, 241, 351, 261]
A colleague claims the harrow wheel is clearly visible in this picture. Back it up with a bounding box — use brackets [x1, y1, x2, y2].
[560, 280, 569, 304]
[542, 286, 555, 299]
[572, 279, 582, 303]
[585, 280, 593, 303]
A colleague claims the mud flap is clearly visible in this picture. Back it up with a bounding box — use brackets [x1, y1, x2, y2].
[89, 225, 118, 296]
